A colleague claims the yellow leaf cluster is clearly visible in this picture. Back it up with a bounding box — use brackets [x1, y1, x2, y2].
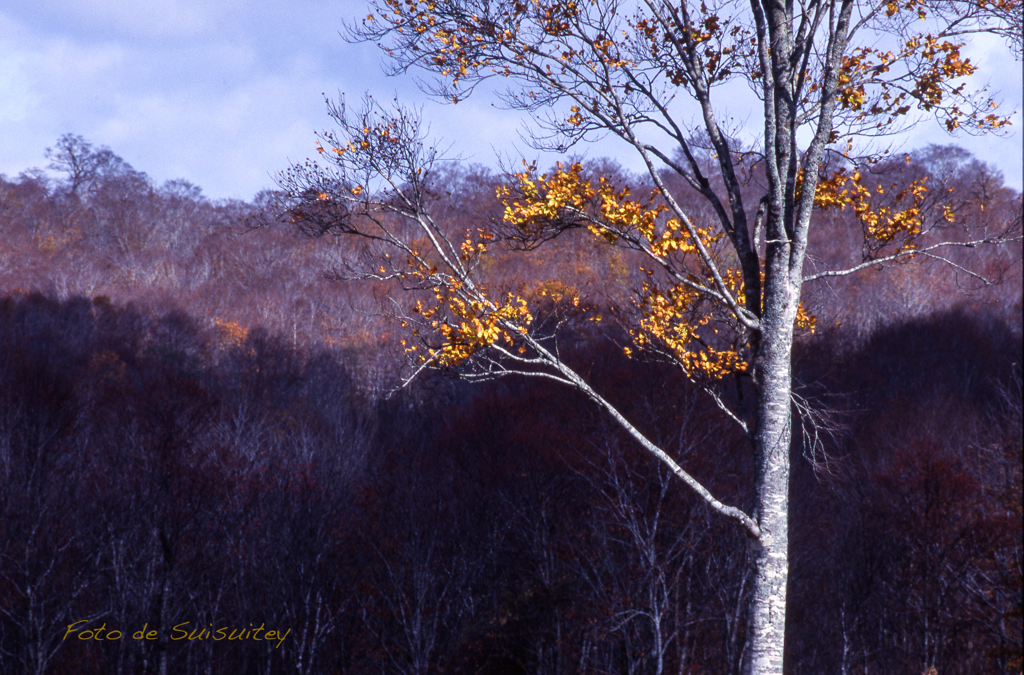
[499, 161, 741, 376]
[795, 302, 817, 333]
[428, 292, 533, 367]
[850, 175, 927, 246]
[633, 281, 745, 379]
[499, 163, 676, 247]
[456, 227, 496, 262]
[595, 178, 665, 241]
[499, 162, 595, 229]
[647, 217, 720, 257]
[808, 168, 927, 248]
[401, 248, 533, 367]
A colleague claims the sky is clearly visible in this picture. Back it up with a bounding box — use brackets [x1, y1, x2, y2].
[1, 0, 1021, 201]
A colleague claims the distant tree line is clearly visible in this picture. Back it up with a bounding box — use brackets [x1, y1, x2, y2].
[1, 135, 1020, 356]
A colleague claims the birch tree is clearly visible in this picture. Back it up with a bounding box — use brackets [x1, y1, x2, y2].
[272, 0, 1021, 671]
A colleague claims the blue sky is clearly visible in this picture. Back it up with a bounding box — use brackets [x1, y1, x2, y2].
[1, 0, 1020, 200]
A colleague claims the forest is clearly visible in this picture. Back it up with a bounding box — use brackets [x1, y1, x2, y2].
[0, 134, 1021, 675]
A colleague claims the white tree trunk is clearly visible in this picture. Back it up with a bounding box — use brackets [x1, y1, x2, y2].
[745, 268, 798, 675]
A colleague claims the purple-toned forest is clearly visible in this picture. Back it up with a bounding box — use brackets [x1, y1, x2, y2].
[0, 135, 1020, 674]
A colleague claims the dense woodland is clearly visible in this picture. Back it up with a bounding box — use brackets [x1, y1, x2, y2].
[0, 136, 1021, 674]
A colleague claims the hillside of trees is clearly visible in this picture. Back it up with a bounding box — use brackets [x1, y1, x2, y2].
[0, 136, 1020, 674]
